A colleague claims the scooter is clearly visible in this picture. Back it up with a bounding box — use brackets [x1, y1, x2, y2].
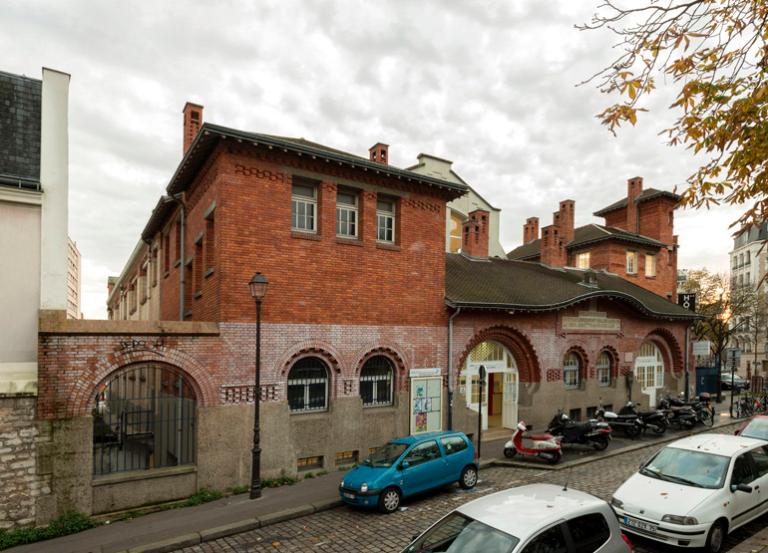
[504, 421, 563, 464]
[658, 396, 696, 429]
[596, 404, 644, 438]
[619, 402, 668, 435]
[547, 411, 612, 450]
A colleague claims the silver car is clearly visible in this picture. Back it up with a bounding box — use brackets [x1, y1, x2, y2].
[403, 483, 632, 552]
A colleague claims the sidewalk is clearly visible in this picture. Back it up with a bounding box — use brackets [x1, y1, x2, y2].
[4, 413, 746, 553]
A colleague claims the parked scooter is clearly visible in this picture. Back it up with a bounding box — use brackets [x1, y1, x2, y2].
[619, 402, 668, 435]
[596, 404, 644, 438]
[547, 411, 612, 450]
[658, 396, 696, 429]
[667, 393, 715, 427]
[504, 421, 563, 464]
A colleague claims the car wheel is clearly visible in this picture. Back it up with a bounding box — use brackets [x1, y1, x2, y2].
[459, 465, 478, 489]
[705, 520, 727, 553]
[592, 436, 609, 451]
[378, 487, 402, 514]
[503, 447, 517, 458]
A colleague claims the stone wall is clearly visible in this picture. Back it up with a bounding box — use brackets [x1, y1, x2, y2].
[0, 395, 50, 530]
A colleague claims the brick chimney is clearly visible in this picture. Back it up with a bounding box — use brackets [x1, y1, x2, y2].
[462, 209, 489, 258]
[369, 142, 389, 165]
[558, 200, 575, 244]
[627, 176, 642, 232]
[540, 225, 565, 266]
[523, 217, 539, 243]
[183, 102, 204, 155]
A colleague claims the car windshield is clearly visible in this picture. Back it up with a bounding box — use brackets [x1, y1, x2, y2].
[404, 512, 519, 553]
[363, 442, 408, 468]
[743, 418, 768, 440]
[640, 447, 729, 489]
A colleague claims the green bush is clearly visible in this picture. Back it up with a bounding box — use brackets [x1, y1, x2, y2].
[0, 512, 97, 550]
[183, 488, 224, 506]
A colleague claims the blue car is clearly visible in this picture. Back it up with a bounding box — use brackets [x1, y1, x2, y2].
[339, 431, 478, 513]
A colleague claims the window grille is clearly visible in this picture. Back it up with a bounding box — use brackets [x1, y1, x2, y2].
[564, 352, 580, 390]
[92, 363, 197, 476]
[287, 357, 329, 413]
[360, 356, 394, 407]
[297, 455, 323, 471]
[336, 191, 358, 238]
[335, 450, 358, 466]
[596, 351, 612, 387]
[376, 199, 395, 243]
[291, 183, 317, 232]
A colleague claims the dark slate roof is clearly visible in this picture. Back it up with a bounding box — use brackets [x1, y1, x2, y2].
[593, 188, 679, 216]
[507, 224, 665, 260]
[141, 196, 178, 242]
[446, 254, 697, 320]
[0, 71, 41, 191]
[166, 123, 468, 199]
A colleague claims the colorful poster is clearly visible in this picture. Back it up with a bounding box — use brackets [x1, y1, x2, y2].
[410, 376, 442, 434]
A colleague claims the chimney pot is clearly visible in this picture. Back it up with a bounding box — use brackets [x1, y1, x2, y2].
[369, 142, 389, 165]
[461, 209, 490, 258]
[183, 102, 204, 155]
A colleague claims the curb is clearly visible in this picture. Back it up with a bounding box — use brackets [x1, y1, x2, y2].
[117, 418, 739, 553]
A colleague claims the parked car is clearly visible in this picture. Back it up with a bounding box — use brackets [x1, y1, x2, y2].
[720, 372, 749, 391]
[735, 415, 768, 440]
[611, 433, 768, 553]
[403, 483, 632, 553]
[339, 431, 478, 513]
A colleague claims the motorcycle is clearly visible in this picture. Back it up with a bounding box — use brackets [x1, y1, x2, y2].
[547, 411, 612, 450]
[669, 393, 715, 427]
[619, 402, 668, 435]
[658, 396, 696, 429]
[504, 421, 563, 464]
[596, 404, 644, 438]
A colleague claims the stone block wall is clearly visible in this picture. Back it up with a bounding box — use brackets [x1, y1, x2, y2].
[0, 395, 50, 530]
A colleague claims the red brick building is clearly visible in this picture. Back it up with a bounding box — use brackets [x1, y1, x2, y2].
[32, 104, 696, 521]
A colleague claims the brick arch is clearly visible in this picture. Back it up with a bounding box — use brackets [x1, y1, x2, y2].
[280, 346, 342, 375]
[596, 345, 620, 380]
[564, 345, 589, 382]
[354, 346, 408, 393]
[643, 328, 683, 375]
[457, 325, 540, 383]
[71, 348, 218, 417]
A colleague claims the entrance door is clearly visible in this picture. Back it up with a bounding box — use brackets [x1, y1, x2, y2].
[502, 371, 518, 429]
[635, 342, 665, 409]
[464, 341, 519, 431]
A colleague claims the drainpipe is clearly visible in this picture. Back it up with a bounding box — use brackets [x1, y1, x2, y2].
[447, 306, 462, 431]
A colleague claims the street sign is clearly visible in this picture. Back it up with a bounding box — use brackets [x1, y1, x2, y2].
[678, 293, 696, 312]
[692, 341, 711, 356]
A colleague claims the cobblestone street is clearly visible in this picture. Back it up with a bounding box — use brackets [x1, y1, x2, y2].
[174, 424, 768, 553]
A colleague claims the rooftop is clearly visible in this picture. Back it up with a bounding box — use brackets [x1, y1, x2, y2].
[593, 187, 680, 217]
[668, 433, 766, 457]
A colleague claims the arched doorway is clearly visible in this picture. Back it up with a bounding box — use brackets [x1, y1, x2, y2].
[92, 362, 197, 476]
[635, 342, 665, 408]
[459, 340, 518, 430]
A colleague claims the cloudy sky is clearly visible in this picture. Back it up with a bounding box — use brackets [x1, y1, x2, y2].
[3, 1, 741, 318]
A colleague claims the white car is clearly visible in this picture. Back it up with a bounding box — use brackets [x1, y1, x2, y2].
[403, 483, 632, 552]
[612, 433, 768, 553]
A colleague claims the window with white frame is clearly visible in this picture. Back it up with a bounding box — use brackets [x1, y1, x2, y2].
[287, 357, 329, 413]
[626, 251, 638, 274]
[360, 356, 394, 407]
[376, 198, 395, 243]
[635, 342, 664, 388]
[291, 181, 317, 233]
[575, 252, 590, 269]
[563, 352, 581, 390]
[596, 351, 612, 387]
[645, 254, 656, 277]
[336, 190, 358, 238]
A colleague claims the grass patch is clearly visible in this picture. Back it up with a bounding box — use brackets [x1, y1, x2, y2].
[262, 471, 299, 488]
[0, 512, 97, 550]
[226, 484, 250, 495]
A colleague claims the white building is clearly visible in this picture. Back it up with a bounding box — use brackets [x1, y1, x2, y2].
[0, 67, 70, 394]
[66, 237, 81, 319]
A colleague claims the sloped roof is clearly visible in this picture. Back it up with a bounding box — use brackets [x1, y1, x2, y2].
[593, 188, 679, 216]
[446, 254, 696, 320]
[507, 224, 665, 260]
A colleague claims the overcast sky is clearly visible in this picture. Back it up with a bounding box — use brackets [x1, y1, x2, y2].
[3, 1, 742, 319]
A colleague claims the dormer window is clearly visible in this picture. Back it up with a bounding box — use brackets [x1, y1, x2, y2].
[575, 252, 590, 269]
[626, 251, 638, 274]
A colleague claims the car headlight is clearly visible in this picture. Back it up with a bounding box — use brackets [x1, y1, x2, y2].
[662, 515, 699, 525]
[610, 496, 624, 509]
[360, 483, 368, 493]
[340, 480, 344, 487]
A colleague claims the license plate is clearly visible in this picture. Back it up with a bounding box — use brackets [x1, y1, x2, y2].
[624, 516, 657, 533]
[343, 492, 355, 499]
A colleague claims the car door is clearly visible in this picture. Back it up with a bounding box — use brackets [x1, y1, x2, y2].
[727, 452, 760, 529]
[440, 435, 469, 483]
[519, 522, 569, 553]
[565, 512, 612, 553]
[746, 445, 768, 518]
[402, 440, 446, 495]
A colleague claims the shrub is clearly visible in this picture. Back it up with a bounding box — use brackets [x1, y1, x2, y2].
[0, 512, 97, 550]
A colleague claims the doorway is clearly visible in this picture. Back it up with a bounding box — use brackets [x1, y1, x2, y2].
[460, 340, 519, 431]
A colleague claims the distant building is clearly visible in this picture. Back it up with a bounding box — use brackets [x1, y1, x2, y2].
[66, 237, 81, 318]
[676, 269, 688, 295]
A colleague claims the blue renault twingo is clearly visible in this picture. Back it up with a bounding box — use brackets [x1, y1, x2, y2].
[339, 431, 478, 513]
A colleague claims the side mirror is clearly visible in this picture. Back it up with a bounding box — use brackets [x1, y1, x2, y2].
[731, 483, 753, 493]
[399, 460, 410, 471]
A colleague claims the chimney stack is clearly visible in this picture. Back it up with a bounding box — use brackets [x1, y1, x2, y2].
[461, 209, 489, 258]
[626, 176, 642, 232]
[540, 225, 565, 266]
[523, 217, 539, 243]
[183, 102, 204, 155]
[558, 200, 575, 244]
[369, 142, 389, 165]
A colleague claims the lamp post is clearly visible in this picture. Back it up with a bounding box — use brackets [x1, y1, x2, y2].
[477, 365, 486, 460]
[248, 272, 268, 499]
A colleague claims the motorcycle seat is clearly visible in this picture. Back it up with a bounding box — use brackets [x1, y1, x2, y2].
[525, 433, 554, 440]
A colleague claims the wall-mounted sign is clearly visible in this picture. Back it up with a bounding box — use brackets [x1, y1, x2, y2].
[465, 361, 507, 374]
[692, 341, 711, 356]
[409, 367, 441, 378]
[562, 311, 621, 333]
[410, 376, 442, 434]
[678, 293, 696, 312]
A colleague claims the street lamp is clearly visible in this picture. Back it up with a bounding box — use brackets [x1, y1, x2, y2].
[248, 272, 268, 499]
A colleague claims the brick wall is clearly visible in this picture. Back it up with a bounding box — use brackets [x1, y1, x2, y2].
[0, 396, 51, 530]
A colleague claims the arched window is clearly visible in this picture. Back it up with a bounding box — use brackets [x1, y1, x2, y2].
[636, 342, 664, 389]
[360, 356, 394, 407]
[596, 351, 612, 387]
[92, 363, 197, 476]
[563, 352, 581, 390]
[287, 357, 329, 413]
